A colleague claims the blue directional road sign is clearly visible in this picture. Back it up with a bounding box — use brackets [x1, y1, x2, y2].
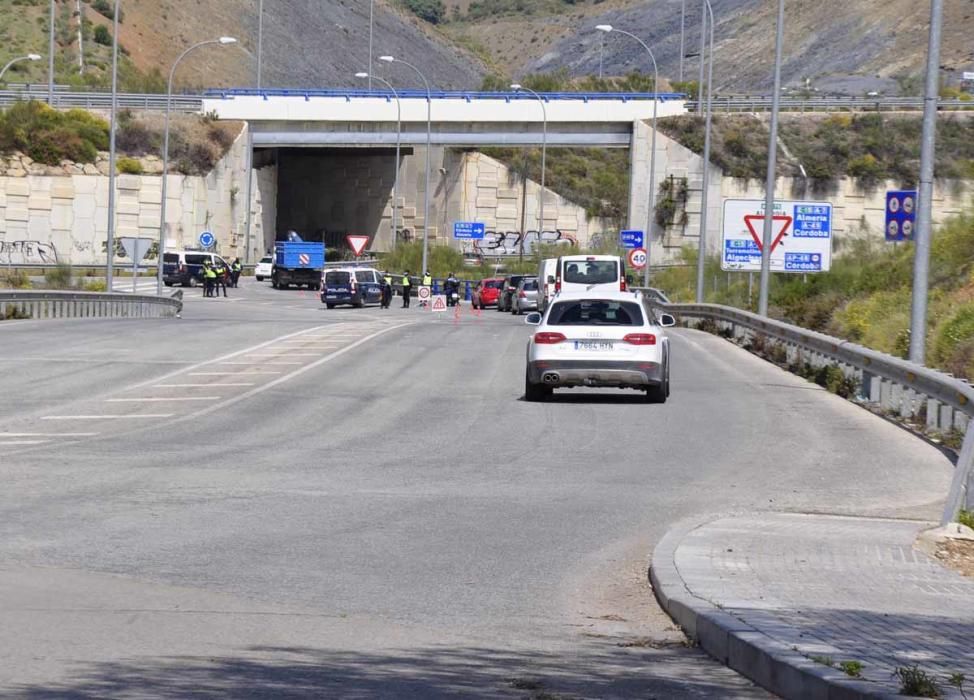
[885, 190, 917, 242]
[198, 230, 215, 248]
[619, 229, 644, 249]
[453, 222, 486, 240]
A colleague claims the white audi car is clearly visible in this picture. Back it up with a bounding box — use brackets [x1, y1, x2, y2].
[254, 255, 273, 281]
[523, 291, 675, 403]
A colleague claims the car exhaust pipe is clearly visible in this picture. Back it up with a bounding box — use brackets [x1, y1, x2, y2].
[542, 372, 560, 385]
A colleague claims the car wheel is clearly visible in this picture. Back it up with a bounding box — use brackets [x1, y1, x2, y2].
[188, 277, 198, 288]
[255, 276, 263, 282]
[524, 370, 551, 402]
[326, 303, 335, 309]
[645, 382, 667, 404]
[164, 281, 173, 287]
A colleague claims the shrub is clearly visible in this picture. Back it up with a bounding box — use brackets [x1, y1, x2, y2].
[116, 118, 160, 155]
[932, 304, 974, 369]
[93, 24, 112, 46]
[892, 666, 940, 698]
[403, 0, 444, 23]
[1, 270, 31, 289]
[117, 157, 143, 174]
[957, 510, 974, 529]
[44, 264, 73, 289]
[0, 101, 108, 165]
[82, 279, 108, 292]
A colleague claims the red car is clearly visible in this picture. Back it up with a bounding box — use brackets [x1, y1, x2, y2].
[472, 278, 504, 309]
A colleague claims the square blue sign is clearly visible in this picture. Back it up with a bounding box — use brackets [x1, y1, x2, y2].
[619, 230, 644, 248]
[453, 222, 486, 239]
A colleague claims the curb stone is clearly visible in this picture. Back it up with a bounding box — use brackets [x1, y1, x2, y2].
[649, 513, 904, 700]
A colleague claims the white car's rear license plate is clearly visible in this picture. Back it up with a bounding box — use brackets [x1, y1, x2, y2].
[574, 340, 613, 351]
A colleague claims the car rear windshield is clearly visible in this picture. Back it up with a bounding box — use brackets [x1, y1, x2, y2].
[163, 253, 179, 263]
[562, 260, 619, 285]
[521, 279, 538, 290]
[259, 256, 272, 263]
[483, 280, 503, 289]
[325, 271, 351, 285]
[547, 300, 643, 326]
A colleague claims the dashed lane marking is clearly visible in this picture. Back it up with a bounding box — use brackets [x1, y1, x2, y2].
[0, 440, 49, 446]
[153, 383, 255, 388]
[188, 371, 282, 376]
[0, 432, 99, 437]
[42, 414, 174, 420]
[106, 397, 222, 403]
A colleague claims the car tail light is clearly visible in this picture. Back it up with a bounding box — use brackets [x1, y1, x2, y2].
[179, 263, 186, 273]
[555, 277, 561, 293]
[624, 333, 657, 345]
[534, 332, 566, 344]
[620, 277, 627, 291]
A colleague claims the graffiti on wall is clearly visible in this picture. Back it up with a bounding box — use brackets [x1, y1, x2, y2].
[472, 229, 577, 256]
[0, 240, 59, 265]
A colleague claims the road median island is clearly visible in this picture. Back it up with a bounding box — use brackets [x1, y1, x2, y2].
[651, 512, 974, 699]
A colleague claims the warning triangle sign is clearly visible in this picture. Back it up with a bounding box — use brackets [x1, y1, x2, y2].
[432, 296, 447, 311]
[744, 214, 792, 253]
[346, 235, 370, 257]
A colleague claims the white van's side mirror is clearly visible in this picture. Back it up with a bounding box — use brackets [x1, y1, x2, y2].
[525, 312, 542, 325]
[659, 313, 676, 328]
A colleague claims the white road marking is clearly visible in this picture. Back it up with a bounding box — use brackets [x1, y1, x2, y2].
[153, 383, 255, 388]
[188, 371, 282, 376]
[106, 397, 222, 402]
[42, 414, 174, 420]
[265, 362, 303, 365]
[0, 432, 99, 437]
[0, 440, 49, 446]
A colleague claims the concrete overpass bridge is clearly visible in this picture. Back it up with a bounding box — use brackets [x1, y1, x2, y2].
[201, 89, 687, 257]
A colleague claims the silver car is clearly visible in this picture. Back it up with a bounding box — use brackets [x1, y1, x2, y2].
[511, 277, 539, 315]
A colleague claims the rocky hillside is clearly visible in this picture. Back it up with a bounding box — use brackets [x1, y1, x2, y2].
[0, 0, 484, 91]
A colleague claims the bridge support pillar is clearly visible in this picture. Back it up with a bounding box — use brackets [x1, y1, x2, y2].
[627, 119, 654, 239]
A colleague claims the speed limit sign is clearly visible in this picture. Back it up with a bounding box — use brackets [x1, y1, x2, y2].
[627, 247, 647, 270]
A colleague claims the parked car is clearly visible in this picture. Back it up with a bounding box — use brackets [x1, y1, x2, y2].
[472, 278, 504, 309]
[254, 255, 273, 281]
[555, 254, 627, 295]
[523, 291, 675, 403]
[162, 250, 229, 288]
[321, 267, 383, 308]
[497, 274, 530, 312]
[511, 277, 539, 315]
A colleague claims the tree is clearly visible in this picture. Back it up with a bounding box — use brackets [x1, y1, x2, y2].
[93, 24, 112, 46]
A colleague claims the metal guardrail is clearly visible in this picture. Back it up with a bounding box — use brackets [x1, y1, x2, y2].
[0, 290, 182, 320]
[656, 300, 974, 524]
[203, 87, 687, 103]
[0, 89, 203, 111]
[686, 96, 974, 112]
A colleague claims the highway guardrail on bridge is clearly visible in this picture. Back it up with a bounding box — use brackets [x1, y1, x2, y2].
[0, 290, 182, 320]
[648, 298, 974, 524]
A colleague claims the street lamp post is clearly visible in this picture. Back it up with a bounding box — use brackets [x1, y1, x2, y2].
[596, 25, 658, 288]
[256, 0, 264, 89]
[757, 0, 785, 316]
[48, 0, 55, 103]
[380, 55, 432, 275]
[0, 54, 42, 82]
[694, 0, 714, 302]
[909, 0, 944, 364]
[367, 0, 374, 90]
[356, 72, 401, 250]
[157, 37, 238, 295]
[106, 0, 121, 292]
[679, 0, 686, 82]
[511, 84, 547, 262]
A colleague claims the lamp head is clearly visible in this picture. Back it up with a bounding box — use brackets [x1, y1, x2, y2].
[379, 55, 395, 63]
[27, 54, 42, 61]
[510, 83, 522, 90]
[355, 72, 369, 78]
[218, 37, 238, 45]
[595, 24, 613, 32]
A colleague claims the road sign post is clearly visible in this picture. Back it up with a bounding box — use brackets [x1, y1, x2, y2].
[721, 199, 832, 273]
[619, 230, 644, 249]
[119, 237, 154, 293]
[886, 190, 917, 242]
[453, 222, 485, 240]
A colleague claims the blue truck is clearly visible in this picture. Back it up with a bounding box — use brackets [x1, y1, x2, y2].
[271, 241, 326, 290]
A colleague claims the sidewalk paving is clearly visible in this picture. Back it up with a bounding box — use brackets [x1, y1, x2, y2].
[651, 512, 974, 699]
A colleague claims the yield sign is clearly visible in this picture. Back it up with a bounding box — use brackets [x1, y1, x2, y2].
[744, 215, 793, 253]
[346, 235, 370, 257]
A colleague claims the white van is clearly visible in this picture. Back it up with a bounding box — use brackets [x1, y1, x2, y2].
[537, 258, 558, 312]
[555, 254, 628, 295]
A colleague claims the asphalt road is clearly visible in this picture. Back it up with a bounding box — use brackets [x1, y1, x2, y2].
[0, 279, 954, 699]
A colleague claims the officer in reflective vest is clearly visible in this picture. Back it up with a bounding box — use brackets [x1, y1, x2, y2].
[382, 274, 393, 309]
[401, 270, 412, 308]
[202, 261, 217, 297]
[421, 271, 432, 307]
[231, 258, 242, 287]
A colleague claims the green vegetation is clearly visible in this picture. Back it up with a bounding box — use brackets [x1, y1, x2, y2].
[0, 269, 31, 289]
[653, 210, 974, 381]
[44, 263, 73, 289]
[2, 306, 31, 321]
[92, 23, 111, 46]
[948, 672, 968, 700]
[116, 156, 143, 175]
[657, 113, 974, 187]
[0, 101, 108, 164]
[809, 655, 833, 667]
[893, 666, 941, 698]
[957, 510, 974, 530]
[115, 110, 240, 175]
[403, 0, 445, 24]
[839, 660, 864, 678]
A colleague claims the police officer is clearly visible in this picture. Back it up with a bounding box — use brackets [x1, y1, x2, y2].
[420, 270, 432, 308]
[202, 260, 216, 297]
[382, 273, 393, 309]
[401, 270, 412, 308]
[231, 258, 242, 287]
[215, 260, 229, 297]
